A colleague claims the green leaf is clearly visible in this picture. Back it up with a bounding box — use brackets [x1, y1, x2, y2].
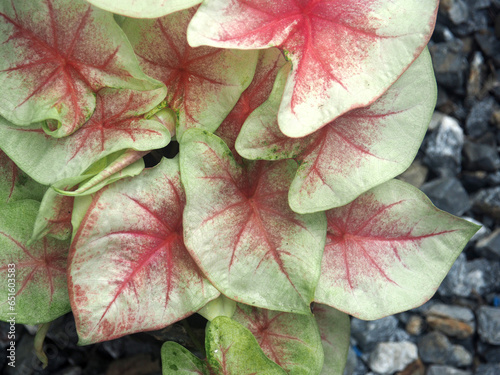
[0, 0, 164, 137]
[0, 87, 169, 185]
[237, 48, 437, 213]
[161, 341, 211, 375]
[0, 150, 46, 205]
[206, 316, 287, 374]
[69, 157, 219, 344]
[180, 129, 326, 314]
[233, 304, 324, 375]
[122, 9, 258, 140]
[0, 200, 70, 324]
[86, 0, 202, 18]
[313, 304, 350, 375]
[314, 179, 480, 319]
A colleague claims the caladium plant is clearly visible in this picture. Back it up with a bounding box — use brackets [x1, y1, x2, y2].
[0, 0, 480, 374]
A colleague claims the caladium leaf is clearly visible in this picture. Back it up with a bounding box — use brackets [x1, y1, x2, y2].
[86, 0, 202, 19]
[161, 341, 211, 375]
[122, 8, 258, 140]
[180, 129, 326, 314]
[54, 149, 147, 196]
[313, 304, 350, 375]
[0, 0, 164, 137]
[0, 150, 46, 204]
[0, 87, 170, 185]
[188, 0, 438, 137]
[237, 49, 436, 213]
[215, 48, 286, 160]
[69, 157, 220, 344]
[314, 179, 480, 320]
[0, 200, 70, 324]
[206, 316, 287, 374]
[233, 303, 323, 374]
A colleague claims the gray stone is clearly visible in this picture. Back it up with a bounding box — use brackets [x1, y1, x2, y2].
[440, 0, 470, 25]
[423, 115, 464, 176]
[439, 255, 500, 298]
[465, 97, 495, 138]
[418, 331, 473, 367]
[429, 41, 469, 93]
[342, 346, 358, 375]
[475, 364, 500, 375]
[478, 306, 500, 345]
[420, 177, 470, 216]
[418, 331, 453, 365]
[368, 341, 418, 374]
[427, 365, 472, 375]
[476, 228, 500, 260]
[463, 141, 500, 172]
[350, 316, 398, 352]
[473, 186, 500, 219]
[396, 159, 428, 188]
[467, 51, 484, 98]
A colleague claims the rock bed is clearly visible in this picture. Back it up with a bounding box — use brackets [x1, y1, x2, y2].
[2, 1, 500, 374]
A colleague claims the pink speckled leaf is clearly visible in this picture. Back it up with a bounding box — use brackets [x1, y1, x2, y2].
[237, 49, 436, 213]
[188, 0, 439, 137]
[122, 8, 258, 140]
[69, 157, 219, 345]
[233, 303, 323, 374]
[215, 48, 286, 161]
[314, 179, 479, 320]
[0, 150, 46, 204]
[0, 0, 163, 137]
[180, 129, 326, 314]
[0, 200, 70, 324]
[313, 304, 350, 375]
[86, 0, 201, 18]
[0, 87, 169, 185]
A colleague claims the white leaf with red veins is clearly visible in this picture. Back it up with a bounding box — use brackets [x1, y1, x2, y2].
[180, 129, 326, 314]
[237, 49, 436, 213]
[188, 0, 439, 137]
[314, 179, 480, 320]
[68, 157, 219, 344]
[0, 200, 70, 324]
[122, 8, 258, 140]
[0, 0, 163, 137]
[85, 0, 202, 19]
[0, 87, 170, 185]
[215, 48, 286, 161]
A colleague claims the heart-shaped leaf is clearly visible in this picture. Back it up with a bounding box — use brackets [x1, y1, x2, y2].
[86, 0, 201, 19]
[161, 341, 211, 375]
[180, 129, 326, 314]
[237, 48, 436, 213]
[0, 0, 164, 137]
[206, 316, 287, 374]
[0, 150, 46, 204]
[0, 87, 170, 185]
[69, 157, 220, 344]
[215, 48, 286, 161]
[122, 8, 258, 140]
[188, 0, 438, 137]
[233, 303, 323, 374]
[0, 200, 70, 324]
[313, 304, 350, 375]
[314, 179, 480, 320]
